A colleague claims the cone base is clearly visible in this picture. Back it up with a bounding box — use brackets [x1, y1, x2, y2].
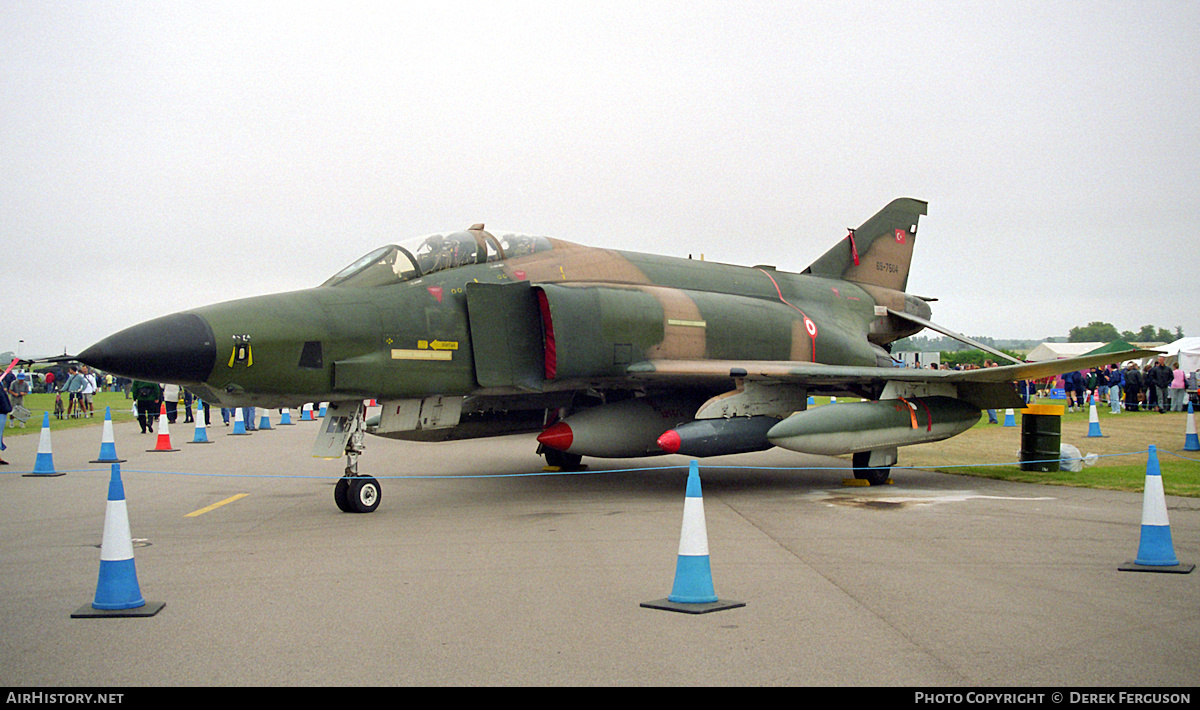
[640, 598, 746, 614]
[146, 448, 180, 452]
[1119, 561, 1194, 574]
[71, 601, 165, 618]
[89, 458, 128, 464]
[186, 440, 215, 445]
[23, 471, 65, 477]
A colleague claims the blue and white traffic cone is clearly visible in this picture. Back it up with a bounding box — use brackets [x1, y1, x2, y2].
[1003, 408, 1016, 427]
[230, 407, 250, 435]
[301, 403, 314, 421]
[641, 461, 745, 613]
[279, 408, 294, 425]
[257, 409, 273, 430]
[319, 402, 328, 417]
[73, 464, 165, 617]
[189, 400, 212, 444]
[26, 412, 62, 477]
[1120, 446, 1194, 574]
[1184, 402, 1199, 452]
[807, 396, 815, 406]
[1087, 399, 1103, 437]
[90, 407, 126, 463]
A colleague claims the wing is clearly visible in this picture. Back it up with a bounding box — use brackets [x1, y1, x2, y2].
[627, 348, 1158, 410]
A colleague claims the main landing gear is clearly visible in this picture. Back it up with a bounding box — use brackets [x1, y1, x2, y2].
[332, 403, 381, 513]
[852, 450, 892, 486]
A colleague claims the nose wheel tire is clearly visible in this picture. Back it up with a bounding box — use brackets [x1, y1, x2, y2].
[336, 476, 381, 513]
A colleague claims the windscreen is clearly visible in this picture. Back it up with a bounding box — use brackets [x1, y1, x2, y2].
[322, 229, 553, 288]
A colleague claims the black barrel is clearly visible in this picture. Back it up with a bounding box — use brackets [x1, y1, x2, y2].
[1019, 405, 1062, 472]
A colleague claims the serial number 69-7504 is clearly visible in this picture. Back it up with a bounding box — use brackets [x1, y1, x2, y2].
[875, 261, 899, 273]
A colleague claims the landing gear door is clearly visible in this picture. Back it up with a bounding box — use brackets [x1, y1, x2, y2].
[465, 281, 545, 389]
[312, 404, 358, 459]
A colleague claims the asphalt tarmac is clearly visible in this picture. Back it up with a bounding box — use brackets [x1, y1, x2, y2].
[0, 413, 1197, 687]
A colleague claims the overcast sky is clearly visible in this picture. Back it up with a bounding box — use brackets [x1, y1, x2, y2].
[3, 0, 1197, 359]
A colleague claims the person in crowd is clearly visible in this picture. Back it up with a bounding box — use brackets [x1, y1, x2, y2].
[79, 365, 97, 418]
[1169, 361, 1187, 412]
[1149, 357, 1172, 414]
[63, 366, 85, 418]
[6, 373, 29, 427]
[162, 382, 179, 424]
[1107, 363, 1123, 414]
[1124, 362, 1142, 412]
[132, 380, 162, 434]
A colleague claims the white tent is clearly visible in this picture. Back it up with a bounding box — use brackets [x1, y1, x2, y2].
[1024, 342, 1105, 362]
[1159, 337, 1200, 372]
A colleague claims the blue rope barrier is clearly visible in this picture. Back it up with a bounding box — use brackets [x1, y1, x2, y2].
[3, 448, 1182, 481]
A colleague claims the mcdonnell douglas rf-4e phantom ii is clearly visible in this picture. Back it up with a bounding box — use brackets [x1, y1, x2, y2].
[78, 198, 1149, 512]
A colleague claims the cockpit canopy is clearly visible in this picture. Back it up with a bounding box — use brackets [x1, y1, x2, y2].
[321, 226, 553, 288]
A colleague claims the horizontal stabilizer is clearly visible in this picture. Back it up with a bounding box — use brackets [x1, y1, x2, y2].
[886, 308, 1022, 365]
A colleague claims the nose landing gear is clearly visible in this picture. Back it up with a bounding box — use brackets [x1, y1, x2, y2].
[328, 402, 382, 513]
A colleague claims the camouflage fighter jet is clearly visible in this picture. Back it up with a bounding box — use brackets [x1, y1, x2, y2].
[78, 198, 1150, 512]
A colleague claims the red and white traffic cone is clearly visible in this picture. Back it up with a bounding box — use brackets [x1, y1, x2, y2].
[147, 403, 178, 452]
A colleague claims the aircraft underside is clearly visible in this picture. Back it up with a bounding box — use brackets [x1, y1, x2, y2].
[312, 373, 990, 511]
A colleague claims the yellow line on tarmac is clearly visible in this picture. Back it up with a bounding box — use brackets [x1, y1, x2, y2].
[185, 494, 249, 518]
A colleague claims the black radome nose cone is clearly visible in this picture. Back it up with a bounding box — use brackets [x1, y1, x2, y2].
[78, 312, 217, 383]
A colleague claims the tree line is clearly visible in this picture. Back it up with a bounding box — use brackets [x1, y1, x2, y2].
[1066, 322, 1183, 343]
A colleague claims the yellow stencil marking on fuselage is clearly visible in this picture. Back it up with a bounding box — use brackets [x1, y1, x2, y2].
[392, 349, 453, 361]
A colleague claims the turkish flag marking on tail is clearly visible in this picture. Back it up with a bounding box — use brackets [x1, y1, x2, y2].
[895, 229, 907, 244]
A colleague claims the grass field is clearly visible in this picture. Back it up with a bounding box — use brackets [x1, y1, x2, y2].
[897, 401, 1200, 497]
[5, 391, 145, 434]
[6, 392, 1199, 496]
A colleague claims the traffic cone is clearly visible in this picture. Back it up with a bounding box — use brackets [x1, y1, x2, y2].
[72, 464, 165, 617]
[279, 408, 294, 425]
[1119, 446, 1194, 574]
[257, 409, 273, 430]
[89, 407, 127, 463]
[230, 407, 250, 435]
[319, 402, 328, 417]
[26, 411, 63, 477]
[1185, 402, 1199, 452]
[1003, 408, 1016, 427]
[807, 395, 815, 406]
[147, 403, 179, 452]
[1087, 399, 1103, 437]
[189, 399, 212, 444]
[301, 403, 314, 421]
[641, 461, 745, 614]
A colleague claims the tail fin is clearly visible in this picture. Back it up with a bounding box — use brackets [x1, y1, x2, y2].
[802, 198, 927, 292]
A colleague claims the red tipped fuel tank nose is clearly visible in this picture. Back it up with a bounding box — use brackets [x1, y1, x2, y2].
[536, 422, 574, 451]
[656, 430, 682, 454]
